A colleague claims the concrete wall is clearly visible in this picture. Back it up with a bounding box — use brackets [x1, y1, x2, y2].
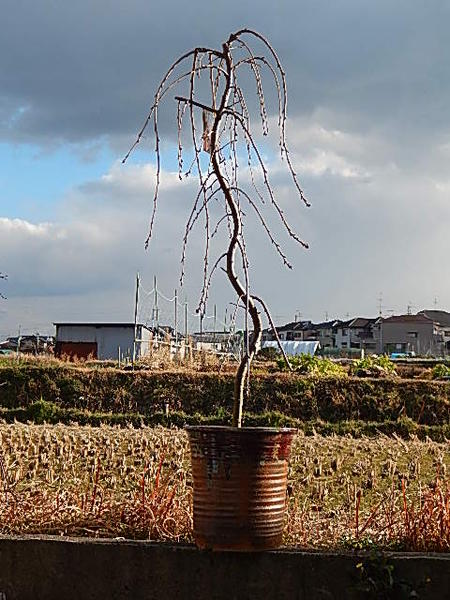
[0, 536, 447, 600]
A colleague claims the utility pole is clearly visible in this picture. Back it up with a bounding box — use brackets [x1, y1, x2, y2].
[16, 325, 21, 359]
[213, 304, 217, 345]
[132, 271, 140, 367]
[152, 275, 159, 338]
[184, 299, 189, 359]
[174, 289, 178, 347]
[377, 292, 383, 316]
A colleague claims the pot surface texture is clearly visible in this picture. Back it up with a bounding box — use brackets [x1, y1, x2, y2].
[186, 425, 297, 551]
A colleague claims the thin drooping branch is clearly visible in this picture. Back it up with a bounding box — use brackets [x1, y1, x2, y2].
[231, 291, 293, 373]
[123, 48, 224, 248]
[224, 107, 310, 242]
[198, 252, 228, 314]
[231, 29, 288, 151]
[177, 100, 187, 178]
[0, 273, 6, 300]
[188, 51, 211, 319]
[230, 186, 292, 268]
[236, 40, 269, 136]
[252, 295, 292, 371]
[231, 29, 310, 206]
[179, 172, 217, 288]
[233, 85, 267, 207]
[123, 47, 223, 162]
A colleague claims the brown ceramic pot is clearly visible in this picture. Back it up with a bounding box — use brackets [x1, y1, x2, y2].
[185, 425, 297, 551]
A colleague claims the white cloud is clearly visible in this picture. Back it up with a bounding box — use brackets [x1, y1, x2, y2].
[2, 105, 450, 338]
[0, 218, 54, 237]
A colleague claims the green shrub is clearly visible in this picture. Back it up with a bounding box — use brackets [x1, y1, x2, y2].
[276, 354, 347, 377]
[432, 363, 450, 380]
[350, 355, 396, 378]
[26, 399, 61, 424]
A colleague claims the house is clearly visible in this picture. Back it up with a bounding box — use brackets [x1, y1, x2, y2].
[378, 314, 436, 355]
[261, 320, 317, 342]
[334, 317, 378, 351]
[313, 320, 342, 349]
[257, 309, 450, 357]
[0, 334, 54, 355]
[54, 322, 153, 360]
[418, 310, 450, 354]
[379, 310, 450, 356]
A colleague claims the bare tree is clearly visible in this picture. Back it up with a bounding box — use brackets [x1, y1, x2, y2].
[124, 29, 309, 427]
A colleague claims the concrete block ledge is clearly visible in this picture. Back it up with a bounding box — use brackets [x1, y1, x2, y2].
[0, 535, 448, 599]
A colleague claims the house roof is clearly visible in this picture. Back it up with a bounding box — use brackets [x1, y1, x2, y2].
[336, 319, 353, 328]
[263, 320, 313, 334]
[349, 317, 377, 329]
[382, 314, 433, 324]
[417, 310, 450, 327]
[312, 319, 342, 329]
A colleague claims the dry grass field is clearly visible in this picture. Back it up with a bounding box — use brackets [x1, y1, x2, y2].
[0, 423, 448, 551]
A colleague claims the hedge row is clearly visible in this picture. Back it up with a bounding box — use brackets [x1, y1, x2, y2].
[1, 400, 449, 442]
[0, 362, 448, 425]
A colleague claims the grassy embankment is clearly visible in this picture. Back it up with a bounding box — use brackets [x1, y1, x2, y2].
[0, 355, 448, 440]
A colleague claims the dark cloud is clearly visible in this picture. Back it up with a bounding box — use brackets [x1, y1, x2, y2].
[2, 1, 450, 147]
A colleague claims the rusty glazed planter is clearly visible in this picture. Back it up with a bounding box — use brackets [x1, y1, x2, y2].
[185, 425, 297, 551]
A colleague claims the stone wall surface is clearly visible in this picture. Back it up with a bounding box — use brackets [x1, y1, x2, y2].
[0, 536, 448, 600]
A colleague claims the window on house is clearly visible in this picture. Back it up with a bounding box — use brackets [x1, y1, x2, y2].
[341, 342, 348, 348]
[407, 331, 418, 338]
[342, 329, 348, 336]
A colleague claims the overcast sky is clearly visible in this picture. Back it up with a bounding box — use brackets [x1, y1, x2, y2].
[1, 0, 450, 337]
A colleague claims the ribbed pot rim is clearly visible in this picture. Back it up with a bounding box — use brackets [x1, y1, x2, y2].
[185, 425, 297, 434]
